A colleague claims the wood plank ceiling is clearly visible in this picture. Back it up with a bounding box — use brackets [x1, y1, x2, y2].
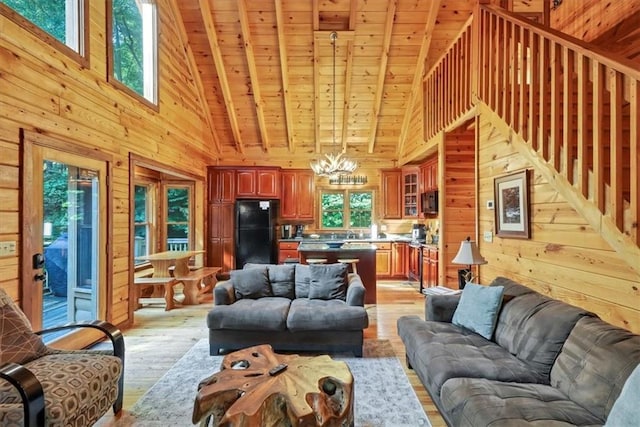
[175, 0, 475, 168]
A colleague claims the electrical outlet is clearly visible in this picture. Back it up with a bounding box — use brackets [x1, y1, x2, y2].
[0, 241, 17, 256]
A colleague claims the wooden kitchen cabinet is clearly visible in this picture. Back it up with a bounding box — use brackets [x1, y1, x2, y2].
[402, 167, 419, 218]
[280, 170, 315, 220]
[420, 157, 438, 191]
[422, 246, 439, 289]
[381, 169, 402, 219]
[207, 202, 235, 272]
[236, 168, 280, 198]
[392, 242, 407, 277]
[208, 167, 235, 203]
[278, 241, 300, 264]
[374, 242, 392, 277]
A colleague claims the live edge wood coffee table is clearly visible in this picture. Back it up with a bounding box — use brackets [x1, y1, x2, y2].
[192, 344, 354, 426]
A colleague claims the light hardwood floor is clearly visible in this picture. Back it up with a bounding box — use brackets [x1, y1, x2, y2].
[98, 280, 446, 426]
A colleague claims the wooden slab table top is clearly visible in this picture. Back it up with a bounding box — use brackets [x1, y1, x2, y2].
[193, 344, 354, 427]
[135, 250, 204, 278]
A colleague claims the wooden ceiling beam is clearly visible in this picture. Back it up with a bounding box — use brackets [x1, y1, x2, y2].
[197, 0, 244, 154]
[237, 0, 270, 153]
[275, 0, 295, 153]
[397, 0, 442, 157]
[169, 0, 221, 154]
[340, 0, 358, 154]
[367, 0, 397, 154]
[313, 0, 321, 153]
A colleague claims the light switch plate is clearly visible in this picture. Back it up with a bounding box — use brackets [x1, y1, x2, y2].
[483, 231, 493, 243]
[486, 200, 494, 210]
[0, 241, 17, 257]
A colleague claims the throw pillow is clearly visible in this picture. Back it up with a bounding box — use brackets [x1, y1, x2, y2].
[230, 267, 272, 299]
[452, 283, 505, 340]
[0, 289, 48, 365]
[604, 363, 640, 426]
[308, 263, 348, 300]
[243, 263, 295, 299]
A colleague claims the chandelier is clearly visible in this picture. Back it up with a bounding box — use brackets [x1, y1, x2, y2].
[310, 31, 358, 177]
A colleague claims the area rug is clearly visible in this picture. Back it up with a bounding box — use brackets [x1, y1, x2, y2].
[108, 339, 430, 426]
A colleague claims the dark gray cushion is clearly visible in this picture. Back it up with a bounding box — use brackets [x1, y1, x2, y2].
[494, 291, 590, 381]
[308, 263, 348, 300]
[550, 316, 640, 421]
[452, 283, 504, 339]
[287, 299, 368, 332]
[440, 378, 603, 427]
[206, 297, 290, 331]
[244, 263, 295, 299]
[231, 267, 272, 299]
[397, 316, 546, 398]
[294, 264, 311, 298]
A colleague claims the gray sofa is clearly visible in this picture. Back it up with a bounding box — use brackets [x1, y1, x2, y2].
[208, 262, 369, 357]
[397, 277, 640, 426]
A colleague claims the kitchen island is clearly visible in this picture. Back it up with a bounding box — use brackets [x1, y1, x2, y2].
[297, 242, 377, 304]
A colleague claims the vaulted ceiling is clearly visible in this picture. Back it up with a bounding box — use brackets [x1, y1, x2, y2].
[174, 0, 475, 168]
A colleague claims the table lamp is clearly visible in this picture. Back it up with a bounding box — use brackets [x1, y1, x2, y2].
[451, 236, 487, 289]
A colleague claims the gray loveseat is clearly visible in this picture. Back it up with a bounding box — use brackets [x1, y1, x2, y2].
[208, 262, 369, 357]
[397, 277, 640, 426]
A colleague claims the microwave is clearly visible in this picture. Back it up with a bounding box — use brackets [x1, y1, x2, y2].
[421, 190, 438, 215]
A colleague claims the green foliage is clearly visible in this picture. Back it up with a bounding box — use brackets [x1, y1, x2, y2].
[43, 161, 69, 239]
[321, 191, 372, 229]
[112, 0, 144, 95]
[2, 0, 66, 44]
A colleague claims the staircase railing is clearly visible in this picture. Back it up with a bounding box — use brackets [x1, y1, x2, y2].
[476, 5, 639, 247]
[423, 20, 473, 141]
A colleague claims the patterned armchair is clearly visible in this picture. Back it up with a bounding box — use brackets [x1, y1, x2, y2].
[0, 288, 124, 427]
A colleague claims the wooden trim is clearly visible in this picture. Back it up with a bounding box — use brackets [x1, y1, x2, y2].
[197, 0, 244, 153]
[274, 0, 295, 152]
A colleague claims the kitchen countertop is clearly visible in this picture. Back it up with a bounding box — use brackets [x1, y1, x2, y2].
[297, 242, 377, 251]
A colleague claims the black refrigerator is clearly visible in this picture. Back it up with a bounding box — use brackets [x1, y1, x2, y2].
[235, 200, 279, 269]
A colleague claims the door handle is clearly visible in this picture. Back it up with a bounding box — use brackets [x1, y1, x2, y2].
[34, 272, 46, 281]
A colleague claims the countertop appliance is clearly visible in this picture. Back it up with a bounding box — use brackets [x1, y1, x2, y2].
[421, 190, 439, 215]
[412, 224, 426, 242]
[235, 200, 279, 269]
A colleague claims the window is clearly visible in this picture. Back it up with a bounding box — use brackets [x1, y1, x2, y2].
[320, 190, 373, 229]
[166, 186, 191, 251]
[0, 0, 86, 55]
[133, 184, 154, 265]
[109, 0, 157, 104]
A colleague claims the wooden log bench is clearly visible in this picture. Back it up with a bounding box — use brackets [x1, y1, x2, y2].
[173, 267, 221, 305]
[133, 273, 179, 311]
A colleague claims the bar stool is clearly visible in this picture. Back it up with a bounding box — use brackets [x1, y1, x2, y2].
[338, 258, 359, 274]
[306, 258, 327, 265]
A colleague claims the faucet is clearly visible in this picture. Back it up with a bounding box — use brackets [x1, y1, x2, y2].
[346, 230, 356, 240]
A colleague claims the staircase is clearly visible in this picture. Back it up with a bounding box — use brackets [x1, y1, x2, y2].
[423, 5, 639, 274]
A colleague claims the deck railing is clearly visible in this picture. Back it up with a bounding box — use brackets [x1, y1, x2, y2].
[476, 5, 639, 245]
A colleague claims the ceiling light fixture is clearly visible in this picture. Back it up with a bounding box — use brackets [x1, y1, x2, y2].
[310, 31, 357, 177]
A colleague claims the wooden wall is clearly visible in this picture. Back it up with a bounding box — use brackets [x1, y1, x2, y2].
[476, 114, 640, 334]
[441, 126, 477, 285]
[551, 1, 640, 43]
[0, 1, 216, 326]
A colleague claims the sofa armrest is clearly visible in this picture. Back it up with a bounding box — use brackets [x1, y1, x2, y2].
[214, 280, 236, 305]
[346, 274, 366, 306]
[425, 294, 461, 322]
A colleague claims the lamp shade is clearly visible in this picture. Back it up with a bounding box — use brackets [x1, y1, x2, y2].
[451, 237, 487, 266]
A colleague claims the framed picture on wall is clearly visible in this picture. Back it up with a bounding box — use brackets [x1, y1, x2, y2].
[494, 170, 530, 239]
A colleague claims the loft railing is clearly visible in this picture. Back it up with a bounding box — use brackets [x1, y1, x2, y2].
[423, 20, 473, 141]
[476, 5, 639, 246]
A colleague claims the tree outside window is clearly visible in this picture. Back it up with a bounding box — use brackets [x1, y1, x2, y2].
[133, 184, 152, 264]
[109, 0, 157, 103]
[166, 187, 190, 250]
[321, 191, 372, 230]
[1, 0, 84, 54]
